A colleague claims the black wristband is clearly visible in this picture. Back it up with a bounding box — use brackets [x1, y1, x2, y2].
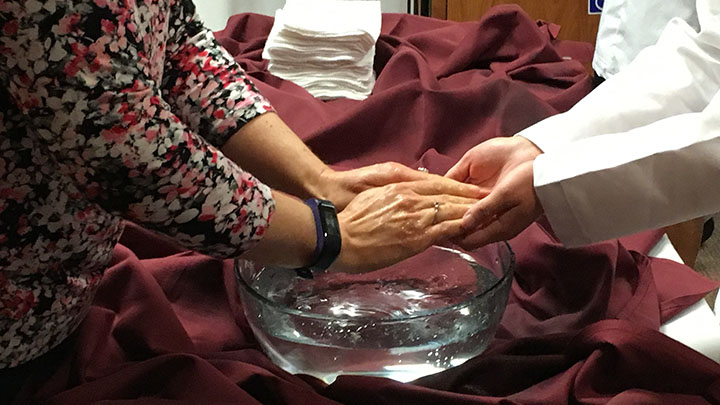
[295, 199, 342, 279]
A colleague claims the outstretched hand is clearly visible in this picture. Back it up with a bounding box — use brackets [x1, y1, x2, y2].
[318, 162, 480, 211]
[331, 179, 484, 273]
[445, 136, 544, 249]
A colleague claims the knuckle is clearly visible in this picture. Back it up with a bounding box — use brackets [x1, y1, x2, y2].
[400, 222, 420, 238]
[402, 200, 416, 211]
[396, 195, 412, 209]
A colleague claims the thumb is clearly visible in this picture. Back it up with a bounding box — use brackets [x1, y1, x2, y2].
[445, 156, 471, 181]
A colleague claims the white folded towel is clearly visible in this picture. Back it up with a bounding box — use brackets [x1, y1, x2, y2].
[263, 0, 381, 100]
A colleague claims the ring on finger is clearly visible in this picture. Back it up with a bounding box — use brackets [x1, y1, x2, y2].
[432, 201, 440, 224]
[417, 167, 429, 173]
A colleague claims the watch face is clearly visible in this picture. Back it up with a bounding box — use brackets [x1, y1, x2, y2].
[321, 207, 339, 235]
[317, 201, 339, 236]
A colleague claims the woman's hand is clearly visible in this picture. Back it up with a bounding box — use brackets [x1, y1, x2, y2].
[317, 162, 471, 211]
[331, 180, 483, 273]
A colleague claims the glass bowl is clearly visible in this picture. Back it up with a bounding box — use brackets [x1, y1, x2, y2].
[235, 242, 514, 383]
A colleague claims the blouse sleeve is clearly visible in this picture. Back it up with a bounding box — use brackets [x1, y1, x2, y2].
[162, 0, 274, 148]
[0, 1, 274, 258]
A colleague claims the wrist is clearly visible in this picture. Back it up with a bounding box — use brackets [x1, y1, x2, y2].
[295, 198, 342, 278]
[514, 135, 543, 157]
[304, 166, 335, 200]
[239, 190, 318, 269]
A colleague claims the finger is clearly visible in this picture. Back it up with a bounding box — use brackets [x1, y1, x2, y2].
[428, 202, 476, 224]
[445, 156, 470, 182]
[454, 219, 515, 250]
[436, 194, 483, 205]
[426, 174, 492, 198]
[402, 179, 488, 199]
[427, 218, 467, 243]
[461, 191, 516, 231]
[372, 162, 434, 184]
[454, 207, 531, 249]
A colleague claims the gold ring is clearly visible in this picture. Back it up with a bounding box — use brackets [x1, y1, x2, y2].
[433, 201, 440, 224]
[417, 167, 429, 173]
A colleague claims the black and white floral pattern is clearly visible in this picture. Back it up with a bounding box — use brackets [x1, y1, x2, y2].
[0, 0, 275, 367]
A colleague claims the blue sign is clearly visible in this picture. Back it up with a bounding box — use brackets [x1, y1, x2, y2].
[589, 0, 604, 14]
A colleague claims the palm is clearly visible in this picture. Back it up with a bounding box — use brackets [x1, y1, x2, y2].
[445, 137, 543, 248]
[463, 143, 520, 189]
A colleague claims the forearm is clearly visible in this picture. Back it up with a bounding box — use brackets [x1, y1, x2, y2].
[240, 190, 318, 268]
[162, 2, 325, 198]
[221, 112, 330, 200]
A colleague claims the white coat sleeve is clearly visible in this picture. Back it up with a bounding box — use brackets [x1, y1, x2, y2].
[516, 0, 720, 246]
[534, 92, 720, 246]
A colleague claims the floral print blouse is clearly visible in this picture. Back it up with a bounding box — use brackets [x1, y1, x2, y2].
[0, 0, 275, 368]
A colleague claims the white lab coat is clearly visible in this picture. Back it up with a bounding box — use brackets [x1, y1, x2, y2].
[593, 0, 700, 78]
[518, 0, 720, 247]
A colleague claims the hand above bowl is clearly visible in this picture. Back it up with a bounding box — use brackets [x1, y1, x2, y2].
[332, 179, 485, 274]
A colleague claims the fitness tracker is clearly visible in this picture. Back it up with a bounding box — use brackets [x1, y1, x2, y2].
[295, 199, 342, 279]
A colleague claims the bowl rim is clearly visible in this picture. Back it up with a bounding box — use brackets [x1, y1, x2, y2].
[235, 242, 515, 323]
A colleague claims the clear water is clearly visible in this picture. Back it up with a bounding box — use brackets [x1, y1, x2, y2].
[251, 324, 496, 383]
[240, 249, 509, 383]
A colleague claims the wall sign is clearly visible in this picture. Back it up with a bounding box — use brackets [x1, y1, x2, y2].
[589, 0, 604, 14]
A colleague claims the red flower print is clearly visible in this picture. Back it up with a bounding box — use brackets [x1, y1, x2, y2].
[198, 214, 215, 221]
[2, 20, 18, 36]
[101, 125, 128, 143]
[101, 18, 116, 34]
[146, 128, 159, 141]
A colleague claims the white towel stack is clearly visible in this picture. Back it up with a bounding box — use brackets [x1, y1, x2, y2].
[262, 0, 381, 100]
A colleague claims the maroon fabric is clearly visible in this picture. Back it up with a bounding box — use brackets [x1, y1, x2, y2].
[12, 7, 720, 404]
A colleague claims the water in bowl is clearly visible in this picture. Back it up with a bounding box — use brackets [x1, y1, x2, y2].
[241, 248, 509, 383]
